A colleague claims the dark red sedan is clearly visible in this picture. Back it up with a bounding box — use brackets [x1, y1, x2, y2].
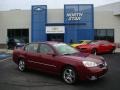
[13, 41, 108, 84]
[76, 40, 116, 55]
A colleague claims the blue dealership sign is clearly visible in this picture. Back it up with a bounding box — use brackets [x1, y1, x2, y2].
[31, 5, 47, 42]
[64, 4, 94, 43]
[64, 4, 94, 29]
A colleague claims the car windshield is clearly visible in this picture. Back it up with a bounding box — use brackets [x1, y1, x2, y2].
[53, 43, 79, 55]
[88, 41, 98, 45]
[79, 40, 91, 44]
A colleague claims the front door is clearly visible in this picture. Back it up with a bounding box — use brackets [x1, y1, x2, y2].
[37, 43, 59, 73]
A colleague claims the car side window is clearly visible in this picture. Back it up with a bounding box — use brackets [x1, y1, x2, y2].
[39, 44, 54, 54]
[100, 41, 109, 45]
[105, 41, 110, 45]
[25, 43, 39, 53]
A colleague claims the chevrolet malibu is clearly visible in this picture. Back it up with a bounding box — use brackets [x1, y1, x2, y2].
[13, 41, 108, 84]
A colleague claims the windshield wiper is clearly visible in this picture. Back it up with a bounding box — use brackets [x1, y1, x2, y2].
[63, 53, 72, 55]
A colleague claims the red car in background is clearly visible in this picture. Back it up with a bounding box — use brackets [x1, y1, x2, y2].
[13, 41, 108, 84]
[76, 40, 116, 55]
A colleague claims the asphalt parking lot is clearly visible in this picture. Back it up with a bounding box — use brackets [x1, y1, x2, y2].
[0, 53, 120, 90]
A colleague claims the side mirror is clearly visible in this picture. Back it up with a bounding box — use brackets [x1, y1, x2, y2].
[47, 52, 56, 56]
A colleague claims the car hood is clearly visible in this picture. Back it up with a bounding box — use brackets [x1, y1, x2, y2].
[78, 44, 92, 48]
[71, 43, 87, 47]
[63, 53, 103, 64]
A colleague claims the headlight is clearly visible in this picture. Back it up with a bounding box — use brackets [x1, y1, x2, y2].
[104, 61, 107, 66]
[83, 61, 97, 67]
[17, 43, 21, 45]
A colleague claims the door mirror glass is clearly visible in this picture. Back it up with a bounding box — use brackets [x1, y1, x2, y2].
[47, 52, 56, 56]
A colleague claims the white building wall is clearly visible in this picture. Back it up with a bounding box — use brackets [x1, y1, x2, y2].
[47, 9, 64, 23]
[0, 10, 31, 44]
[94, 11, 120, 28]
[94, 2, 120, 43]
[115, 26, 120, 43]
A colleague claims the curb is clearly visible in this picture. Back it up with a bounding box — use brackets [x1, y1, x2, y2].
[0, 49, 13, 54]
[115, 48, 120, 53]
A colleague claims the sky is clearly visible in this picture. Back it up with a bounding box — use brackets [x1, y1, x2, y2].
[0, 0, 120, 11]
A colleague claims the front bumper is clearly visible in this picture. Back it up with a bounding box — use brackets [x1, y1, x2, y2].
[77, 48, 91, 53]
[78, 66, 108, 80]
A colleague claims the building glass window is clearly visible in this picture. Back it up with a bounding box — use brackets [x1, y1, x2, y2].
[7, 29, 29, 43]
[95, 29, 114, 42]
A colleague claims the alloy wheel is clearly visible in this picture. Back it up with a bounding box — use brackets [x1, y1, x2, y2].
[63, 67, 77, 84]
[18, 60, 25, 71]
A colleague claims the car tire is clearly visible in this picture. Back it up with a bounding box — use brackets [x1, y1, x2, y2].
[18, 59, 26, 72]
[111, 47, 115, 54]
[92, 49, 97, 55]
[62, 66, 78, 84]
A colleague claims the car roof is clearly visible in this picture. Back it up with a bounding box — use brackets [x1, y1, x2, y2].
[29, 41, 64, 45]
[44, 41, 64, 45]
[80, 40, 91, 41]
[96, 40, 109, 42]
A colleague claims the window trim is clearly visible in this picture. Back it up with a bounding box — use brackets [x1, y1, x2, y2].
[24, 43, 39, 53]
[38, 43, 55, 54]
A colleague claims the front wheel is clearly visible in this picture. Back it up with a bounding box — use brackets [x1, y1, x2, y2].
[62, 66, 78, 84]
[91, 49, 97, 55]
[111, 48, 115, 54]
[18, 59, 26, 72]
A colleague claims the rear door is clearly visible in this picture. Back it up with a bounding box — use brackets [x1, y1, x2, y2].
[24, 43, 40, 69]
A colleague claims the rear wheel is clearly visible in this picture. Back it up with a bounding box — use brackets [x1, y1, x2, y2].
[18, 59, 26, 72]
[62, 66, 77, 84]
[111, 48, 115, 54]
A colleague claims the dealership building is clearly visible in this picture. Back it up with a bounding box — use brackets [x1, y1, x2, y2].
[0, 2, 120, 48]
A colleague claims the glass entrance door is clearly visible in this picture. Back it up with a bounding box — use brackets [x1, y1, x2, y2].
[7, 29, 29, 43]
[47, 34, 64, 42]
